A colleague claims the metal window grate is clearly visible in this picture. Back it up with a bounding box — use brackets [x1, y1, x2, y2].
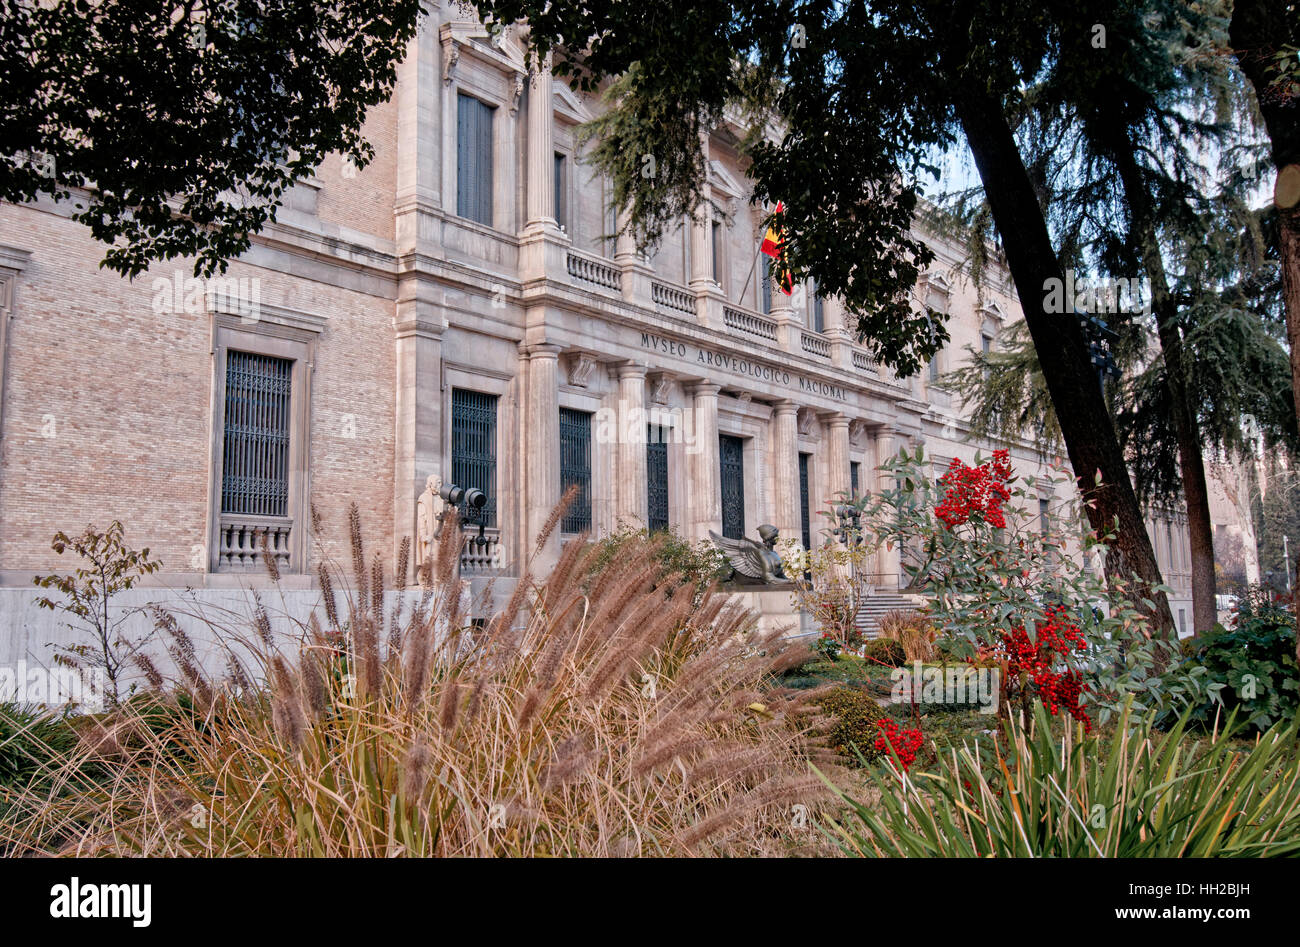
[559, 407, 592, 534]
[720, 434, 746, 540]
[221, 350, 292, 517]
[647, 424, 669, 532]
[451, 389, 498, 528]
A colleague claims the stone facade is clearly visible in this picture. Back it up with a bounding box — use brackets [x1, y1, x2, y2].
[0, 4, 1195, 666]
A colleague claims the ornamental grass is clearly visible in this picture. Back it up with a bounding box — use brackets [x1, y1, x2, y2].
[1, 504, 839, 857]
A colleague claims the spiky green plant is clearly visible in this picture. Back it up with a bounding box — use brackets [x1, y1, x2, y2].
[821, 701, 1300, 857]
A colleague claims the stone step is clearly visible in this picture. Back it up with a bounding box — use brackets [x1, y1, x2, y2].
[855, 594, 925, 638]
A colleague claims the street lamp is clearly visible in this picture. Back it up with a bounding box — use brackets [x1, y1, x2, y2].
[435, 482, 492, 552]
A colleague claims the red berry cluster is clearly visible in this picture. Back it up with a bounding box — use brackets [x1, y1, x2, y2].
[935, 450, 1013, 529]
[1001, 605, 1092, 731]
[874, 718, 924, 770]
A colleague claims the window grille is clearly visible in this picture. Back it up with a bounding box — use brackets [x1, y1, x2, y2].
[451, 389, 498, 528]
[720, 434, 746, 540]
[559, 407, 592, 534]
[221, 350, 292, 517]
[647, 425, 669, 532]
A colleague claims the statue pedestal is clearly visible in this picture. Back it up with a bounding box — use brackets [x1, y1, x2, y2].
[724, 584, 806, 640]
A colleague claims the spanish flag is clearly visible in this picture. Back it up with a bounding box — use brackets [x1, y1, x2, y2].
[760, 201, 793, 295]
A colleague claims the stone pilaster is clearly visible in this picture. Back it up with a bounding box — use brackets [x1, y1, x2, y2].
[615, 206, 654, 307]
[615, 363, 649, 526]
[395, 2, 443, 225]
[686, 381, 721, 541]
[393, 278, 444, 582]
[525, 344, 562, 573]
[770, 400, 801, 544]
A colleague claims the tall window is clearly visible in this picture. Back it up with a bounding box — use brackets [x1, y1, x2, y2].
[719, 434, 746, 540]
[981, 333, 994, 355]
[554, 152, 568, 233]
[799, 453, 812, 554]
[812, 294, 825, 332]
[221, 351, 292, 518]
[647, 425, 669, 533]
[850, 461, 860, 498]
[456, 93, 495, 226]
[760, 264, 772, 314]
[928, 355, 940, 384]
[451, 389, 498, 528]
[711, 219, 723, 284]
[559, 407, 592, 534]
[1039, 498, 1050, 536]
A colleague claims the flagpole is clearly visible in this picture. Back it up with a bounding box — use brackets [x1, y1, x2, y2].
[736, 232, 766, 307]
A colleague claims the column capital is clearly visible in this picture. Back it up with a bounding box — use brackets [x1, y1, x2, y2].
[527, 342, 563, 360]
[772, 399, 800, 417]
[685, 380, 722, 397]
[616, 360, 648, 380]
[820, 411, 850, 428]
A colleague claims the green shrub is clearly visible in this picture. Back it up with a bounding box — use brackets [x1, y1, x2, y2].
[817, 686, 889, 766]
[1163, 602, 1298, 732]
[823, 702, 1300, 857]
[0, 704, 80, 790]
[861, 638, 906, 668]
[585, 525, 729, 603]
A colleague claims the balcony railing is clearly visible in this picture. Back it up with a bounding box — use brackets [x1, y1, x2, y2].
[460, 527, 503, 574]
[218, 514, 293, 573]
[723, 305, 778, 342]
[800, 331, 831, 359]
[651, 280, 694, 315]
[566, 249, 622, 291]
[852, 349, 879, 374]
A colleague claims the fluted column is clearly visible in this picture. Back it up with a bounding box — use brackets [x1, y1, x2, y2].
[686, 381, 721, 541]
[616, 363, 649, 526]
[770, 401, 801, 544]
[525, 57, 556, 232]
[525, 344, 561, 573]
[823, 413, 852, 506]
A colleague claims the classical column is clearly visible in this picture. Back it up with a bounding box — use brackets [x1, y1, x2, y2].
[874, 429, 901, 590]
[616, 363, 649, 526]
[393, 279, 444, 582]
[823, 413, 852, 506]
[770, 400, 801, 544]
[524, 57, 556, 232]
[685, 381, 721, 541]
[525, 344, 562, 573]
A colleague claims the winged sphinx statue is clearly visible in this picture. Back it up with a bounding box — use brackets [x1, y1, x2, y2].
[709, 524, 789, 585]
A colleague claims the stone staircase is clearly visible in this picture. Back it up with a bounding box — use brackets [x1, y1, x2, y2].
[855, 592, 925, 639]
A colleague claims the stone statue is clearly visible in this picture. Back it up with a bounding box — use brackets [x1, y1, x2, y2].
[709, 524, 788, 585]
[416, 475, 447, 578]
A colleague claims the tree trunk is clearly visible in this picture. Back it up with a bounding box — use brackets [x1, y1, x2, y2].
[955, 91, 1176, 639]
[1231, 0, 1300, 657]
[1112, 150, 1218, 638]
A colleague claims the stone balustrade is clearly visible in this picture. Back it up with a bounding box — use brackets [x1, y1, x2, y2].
[218, 515, 293, 573]
[722, 305, 778, 342]
[566, 249, 622, 292]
